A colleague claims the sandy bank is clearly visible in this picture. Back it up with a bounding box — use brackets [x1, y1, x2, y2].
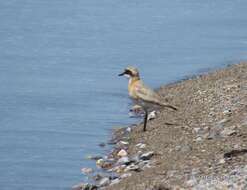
[74, 62, 247, 190]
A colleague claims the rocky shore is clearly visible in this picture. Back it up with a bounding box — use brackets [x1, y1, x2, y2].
[73, 62, 247, 190]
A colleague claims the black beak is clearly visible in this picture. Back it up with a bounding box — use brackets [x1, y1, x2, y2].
[118, 71, 125, 76]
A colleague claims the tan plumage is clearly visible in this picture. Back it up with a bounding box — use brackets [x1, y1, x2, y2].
[119, 66, 177, 131]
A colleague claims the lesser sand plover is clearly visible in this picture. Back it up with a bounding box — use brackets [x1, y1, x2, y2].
[119, 66, 177, 131]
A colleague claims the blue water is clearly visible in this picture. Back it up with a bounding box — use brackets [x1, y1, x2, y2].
[0, 0, 247, 189]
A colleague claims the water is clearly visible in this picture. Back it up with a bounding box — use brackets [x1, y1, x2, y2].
[0, 0, 246, 189]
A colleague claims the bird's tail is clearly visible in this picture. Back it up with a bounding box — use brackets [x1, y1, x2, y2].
[161, 103, 178, 111]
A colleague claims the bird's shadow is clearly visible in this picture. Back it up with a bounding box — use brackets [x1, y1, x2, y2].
[224, 149, 247, 158]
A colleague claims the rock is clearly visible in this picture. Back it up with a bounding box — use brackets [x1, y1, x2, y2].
[96, 159, 104, 167]
[116, 156, 131, 165]
[110, 178, 120, 185]
[111, 165, 126, 173]
[98, 177, 110, 187]
[140, 151, 154, 160]
[167, 170, 176, 178]
[193, 127, 201, 134]
[136, 143, 146, 149]
[186, 178, 197, 187]
[148, 111, 156, 120]
[181, 145, 192, 152]
[86, 155, 102, 160]
[98, 142, 106, 147]
[138, 160, 150, 168]
[117, 149, 128, 157]
[219, 158, 226, 164]
[81, 167, 93, 175]
[175, 145, 181, 151]
[119, 141, 129, 145]
[195, 136, 203, 142]
[126, 127, 131, 132]
[92, 174, 103, 181]
[130, 154, 140, 163]
[96, 159, 113, 169]
[124, 163, 141, 172]
[72, 183, 97, 190]
[120, 173, 132, 179]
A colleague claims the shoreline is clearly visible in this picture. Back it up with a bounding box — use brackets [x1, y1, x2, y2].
[73, 62, 247, 190]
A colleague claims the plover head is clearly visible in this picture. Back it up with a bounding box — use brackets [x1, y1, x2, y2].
[118, 66, 140, 79]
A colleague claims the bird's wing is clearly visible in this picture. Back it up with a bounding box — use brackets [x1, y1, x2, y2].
[134, 81, 162, 105]
[134, 81, 178, 111]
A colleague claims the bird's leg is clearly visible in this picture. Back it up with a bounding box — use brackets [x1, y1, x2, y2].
[143, 109, 148, 132]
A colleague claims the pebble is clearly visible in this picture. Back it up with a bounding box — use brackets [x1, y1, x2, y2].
[120, 173, 132, 179]
[117, 149, 128, 157]
[110, 178, 120, 185]
[119, 141, 129, 145]
[116, 156, 130, 165]
[81, 167, 94, 175]
[218, 158, 226, 164]
[98, 142, 106, 147]
[72, 183, 97, 190]
[148, 111, 156, 120]
[86, 155, 103, 160]
[126, 127, 131, 132]
[181, 145, 192, 152]
[193, 127, 201, 133]
[96, 159, 104, 167]
[186, 178, 197, 187]
[136, 143, 146, 149]
[140, 151, 154, 160]
[195, 136, 203, 142]
[99, 177, 110, 187]
[96, 159, 113, 169]
[124, 163, 141, 172]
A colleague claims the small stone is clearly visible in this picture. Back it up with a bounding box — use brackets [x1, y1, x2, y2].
[186, 178, 197, 187]
[110, 178, 120, 185]
[96, 159, 113, 169]
[81, 167, 93, 175]
[99, 177, 110, 187]
[196, 136, 203, 142]
[124, 163, 141, 172]
[93, 174, 103, 181]
[181, 145, 192, 152]
[175, 146, 181, 151]
[136, 143, 146, 149]
[148, 111, 156, 120]
[96, 159, 104, 167]
[116, 156, 130, 165]
[193, 127, 201, 133]
[130, 155, 140, 163]
[140, 151, 154, 160]
[120, 173, 132, 179]
[167, 170, 176, 178]
[119, 141, 129, 145]
[126, 127, 131, 132]
[117, 149, 128, 157]
[98, 142, 106, 147]
[72, 183, 97, 190]
[219, 158, 226, 164]
[86, 155, 102, 160]
[112, 165, 126, 173]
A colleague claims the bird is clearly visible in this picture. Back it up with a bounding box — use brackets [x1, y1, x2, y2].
[119, 66, 177, 131]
